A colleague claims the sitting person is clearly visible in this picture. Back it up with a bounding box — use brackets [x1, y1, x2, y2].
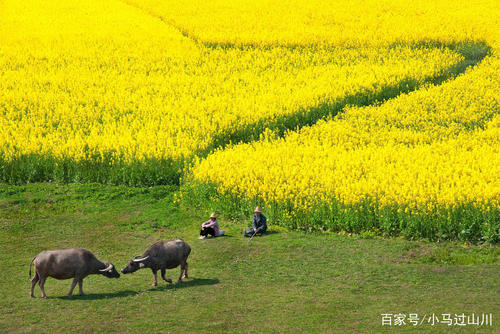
[199, 213, 225, 239]
[244, 206, 267, 237]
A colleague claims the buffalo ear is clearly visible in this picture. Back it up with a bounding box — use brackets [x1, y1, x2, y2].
[139, 263, 145, 268]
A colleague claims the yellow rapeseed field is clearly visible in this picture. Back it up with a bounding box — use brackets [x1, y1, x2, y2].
[183, 0, 500, 240]
[1, 0, 498, 240]
[0, 0, 462, 166]
[191, 58, 500, 211]
[124, 0, 498, 47]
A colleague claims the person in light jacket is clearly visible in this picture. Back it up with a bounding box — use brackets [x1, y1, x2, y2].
[199, 213, 225, 239]
[244, 206, 267, 237]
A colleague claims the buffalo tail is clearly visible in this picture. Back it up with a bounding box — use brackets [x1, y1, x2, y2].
[28, 256, 36, 280]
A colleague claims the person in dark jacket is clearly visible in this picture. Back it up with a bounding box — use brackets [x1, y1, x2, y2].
[244, 206, 267, 237]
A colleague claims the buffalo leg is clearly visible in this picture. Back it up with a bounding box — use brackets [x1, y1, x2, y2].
[68, 278, 78, 297]
[183, 262, 189, 279]
[152, 269, 158, 287]
[39, 276, 48, 299]
[78, 279, 85, 295]
[178, 266, 184, 283]
[30, 272, 39, 297]
[161, 269, 172, 284]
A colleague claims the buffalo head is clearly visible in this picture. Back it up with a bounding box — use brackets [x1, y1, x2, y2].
[121, 255, 150, 274]
[99, 262, 120, 278]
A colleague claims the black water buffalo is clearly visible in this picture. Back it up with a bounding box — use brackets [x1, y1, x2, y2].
[121, 238, 191, 286]
[29, 248, 120, 298]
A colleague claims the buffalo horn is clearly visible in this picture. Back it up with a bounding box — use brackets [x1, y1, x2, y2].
[133, 255, 150, 262]
[99, 263, 113, 272]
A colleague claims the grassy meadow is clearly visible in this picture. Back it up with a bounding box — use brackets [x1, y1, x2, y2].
[1, 0, 499, 241]
[0, 184, 498, 333]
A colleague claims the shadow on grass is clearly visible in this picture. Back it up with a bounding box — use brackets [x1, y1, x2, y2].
[55, 289, 139, 300]
[244, 231, 280, 237]
[53, 278, 220, 299]
[200, 234, 235, 239]
[51, 278, 219, 299]
[202, 231, 279, 239]
[148, 277, 219, 291]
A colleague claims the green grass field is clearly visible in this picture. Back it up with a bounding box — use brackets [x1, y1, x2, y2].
[0, 184, 498, 333]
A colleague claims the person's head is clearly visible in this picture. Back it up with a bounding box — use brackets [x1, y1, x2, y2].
[210, 212, 217, 220]
[254, 206, 262, 216]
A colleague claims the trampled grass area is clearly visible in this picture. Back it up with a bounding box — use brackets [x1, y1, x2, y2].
[0, 184, 498, 333]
